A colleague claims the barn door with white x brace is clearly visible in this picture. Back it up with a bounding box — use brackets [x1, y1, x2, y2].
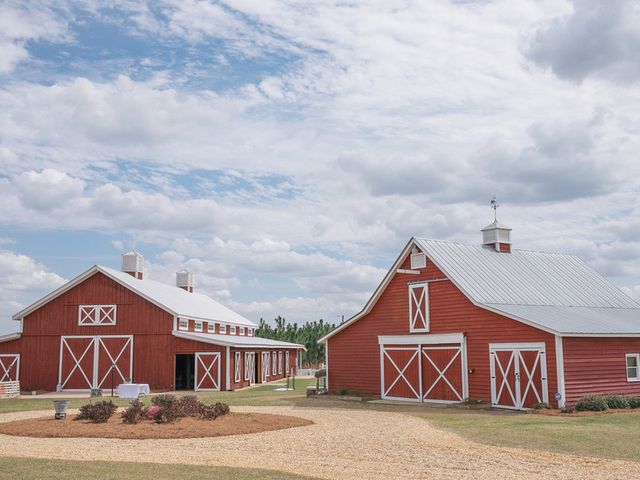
[195, 352, 220, 391]
[490, 343, 548, 410]
[380, 336, 467, 403]
[59, 335, 133, 390]
[0, 354, 20, 382]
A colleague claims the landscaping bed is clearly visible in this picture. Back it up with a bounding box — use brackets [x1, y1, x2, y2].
[0, 411, 313, 439]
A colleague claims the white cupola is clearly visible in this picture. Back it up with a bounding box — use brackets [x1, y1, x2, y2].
[481, 221, 512, 253]
[176, 270, 194, 293]
[121, 251, 144, 279]
[482, 197, 511, 253]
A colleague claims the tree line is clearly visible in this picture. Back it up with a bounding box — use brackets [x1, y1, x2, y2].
[256, 316, 336, 368]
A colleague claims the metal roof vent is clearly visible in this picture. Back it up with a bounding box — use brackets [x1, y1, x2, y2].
[176, 270, 194, 293]
[482, 197, 511, 253]
[122, 251, 144, 279]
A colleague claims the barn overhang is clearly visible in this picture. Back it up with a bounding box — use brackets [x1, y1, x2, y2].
[172, 330, 306, 351]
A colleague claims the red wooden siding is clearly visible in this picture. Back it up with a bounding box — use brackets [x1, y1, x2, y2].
[0, 339, 21, 355]
[563, 337, 640, 405]
[328, 254, 559, 406]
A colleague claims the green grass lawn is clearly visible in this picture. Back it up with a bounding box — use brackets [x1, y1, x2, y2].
[0, 457, 320, 480]
[417, 409, 640, 462]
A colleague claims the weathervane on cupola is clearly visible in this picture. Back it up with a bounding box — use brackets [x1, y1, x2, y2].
[490, 196, 500, 222]
[482, 196, 512, 253]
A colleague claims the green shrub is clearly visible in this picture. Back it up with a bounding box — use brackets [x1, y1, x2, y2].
[121, 399, 146, 424]
[151, 394, 177, 409]
[627, 397, 640, 409]
[602, 395, 629, 410]
[177, 395, 203, 417]
[575, 395, 608, 412]
[199, 402, 230, 421]
[76, 400, 118, 423]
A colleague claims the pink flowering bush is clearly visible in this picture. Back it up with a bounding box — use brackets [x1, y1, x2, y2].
[145, 405, 161, 418]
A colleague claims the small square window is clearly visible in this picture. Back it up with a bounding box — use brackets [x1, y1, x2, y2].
[626, 354, 640, 381]
[230, 326, 237, 335]
[194, 321, 203, 332]
[239, 327, 245, 336]
[178, 319, 188, 331]
[207, 322, 214, 333]
[220, 324, 227, 334]
[248, 328, 253, 336]
[410, 253, 426, 270]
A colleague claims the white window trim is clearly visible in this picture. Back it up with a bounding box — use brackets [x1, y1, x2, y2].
[178, 319, 189, 331]
[266, 352, 270, 377]
[234, 351, 242, 383]
[230, 325, 237, 335]
[244, 352, 253, 381]
[194, 321, 203, 332]
[78, 305, 117, 326]
[278, 351, 283, 374]
[220, 324, 227, 334]
[207, 322, 215, 333]
[272, 351, 277, 375]
[626, 353, 640, 382]
[239, 327, 245, 336]
[248, 328, 253, 337]
[408, 283, 430, 333]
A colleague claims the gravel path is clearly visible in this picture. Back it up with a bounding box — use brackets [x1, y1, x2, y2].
[0, 407, 637, 480]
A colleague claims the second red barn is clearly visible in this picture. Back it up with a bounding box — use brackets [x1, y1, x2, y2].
[320, 221, 640, 409]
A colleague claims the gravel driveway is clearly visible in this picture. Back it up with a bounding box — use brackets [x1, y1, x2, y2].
[0, 407, 637, 480]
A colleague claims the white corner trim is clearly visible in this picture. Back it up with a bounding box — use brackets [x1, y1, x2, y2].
[378, 333, 464, 345]
[225, 346, 231, 391]
[555, 335, 566, 408]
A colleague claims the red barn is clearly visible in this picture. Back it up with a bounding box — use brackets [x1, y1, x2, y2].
[319, 222, 640, 409]
[0, 252, 303, 393]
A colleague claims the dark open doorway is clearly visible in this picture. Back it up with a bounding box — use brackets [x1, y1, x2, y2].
[175, 354, 195, 390]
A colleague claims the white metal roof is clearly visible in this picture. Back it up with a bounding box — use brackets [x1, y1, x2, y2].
[173, 330, 305, 349]
[485, 304, 640, 336]
[320, 237, 640, 342]
[13, 265, 257, 328]
[414, 239, 638, 308]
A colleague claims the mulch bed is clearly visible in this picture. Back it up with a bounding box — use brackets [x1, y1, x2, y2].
[0, 412, 313, 439]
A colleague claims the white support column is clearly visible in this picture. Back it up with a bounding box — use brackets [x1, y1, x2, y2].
[225, 346, 231, 391]
[554, 335, 566, 408]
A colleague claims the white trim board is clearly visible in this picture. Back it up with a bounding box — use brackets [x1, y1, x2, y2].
[378, 333, 464, 345]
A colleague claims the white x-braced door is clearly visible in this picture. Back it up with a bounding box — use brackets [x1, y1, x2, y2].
[59, 335, 133, 390]
[490, 343, 548, 410]
[195, 352, 221, 391]
[0, 354, 20, 382]
[381, 341, 467, 403]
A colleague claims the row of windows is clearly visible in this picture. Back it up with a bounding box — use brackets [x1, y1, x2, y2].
[177, 318, 254, 337]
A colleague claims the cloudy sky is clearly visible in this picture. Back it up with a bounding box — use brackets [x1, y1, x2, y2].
[1, 0, 639, 334]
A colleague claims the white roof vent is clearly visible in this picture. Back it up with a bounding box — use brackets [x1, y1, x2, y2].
[122, 251, 144, 279]
[176, 270, 194, 293]
[481, 221, 512, 252]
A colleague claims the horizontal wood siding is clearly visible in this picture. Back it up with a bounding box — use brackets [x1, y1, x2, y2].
[563, 337, 640, 405]
[328, 254, 558, 405]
